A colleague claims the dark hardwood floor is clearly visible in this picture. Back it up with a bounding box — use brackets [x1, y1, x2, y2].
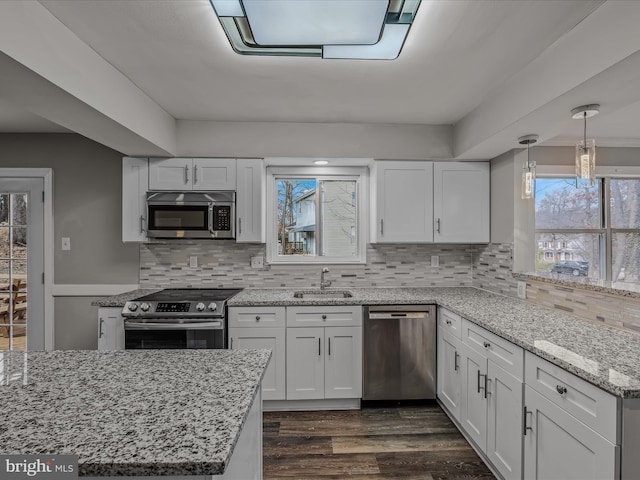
[263, 402, 496, 479]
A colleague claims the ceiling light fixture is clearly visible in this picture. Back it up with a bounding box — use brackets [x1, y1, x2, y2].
[571, 104, 599, 187]
[313, 160, 329, 165]
[209, 0, 422, 60]
[518, 134, 538, 200]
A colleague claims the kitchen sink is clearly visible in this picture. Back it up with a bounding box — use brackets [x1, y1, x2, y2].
[293, 290, 353, 299]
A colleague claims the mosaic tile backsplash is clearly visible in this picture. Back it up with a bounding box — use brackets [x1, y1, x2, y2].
[472, 243, 518, 297]
[139, 241, 479, 289]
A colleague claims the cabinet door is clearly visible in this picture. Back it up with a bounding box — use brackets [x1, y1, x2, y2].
[149, 158, 192, 190]
[487, 362, 523, 480]
[236, 159, 265, 243]
[229, 327, 286, 401]
[193, 158, 236, 191]
[433, 162, 489, 243]
[325, 326, 362, 399]
[437, 328, 462, 420]
[374, 161, 433, 243]
[122, 157, 149, 242]
[461, 343, 488, 451]
[524, 386, 619, 480]
[286, 327, 324, 400]
[98, 308, 124, 351]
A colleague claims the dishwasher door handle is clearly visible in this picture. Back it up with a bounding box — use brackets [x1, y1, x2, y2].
[367, 313, 430, 320]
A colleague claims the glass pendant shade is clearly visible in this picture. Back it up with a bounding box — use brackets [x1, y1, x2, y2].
[522, 163, 536, 200]
[576, 138, 596, 187]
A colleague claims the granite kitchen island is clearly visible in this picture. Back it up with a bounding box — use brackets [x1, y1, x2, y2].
[0, 349, 270, 479]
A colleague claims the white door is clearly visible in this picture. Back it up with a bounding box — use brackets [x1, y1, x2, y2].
[236, 159, 265, 243]
[324, 326, 362, 399]
[149, 158, 192, 190]
[0, 178, 45, 350]
[374, 161, 433, 243]
[487, 362, 523, 480]
[437, 328, 462, 420]
[192, 158, 236, 190]
[286, 327, 324, 400]
[433, 162, 490, 243]
[97, 307, 125, 351]
[230, 327, 286, 401]
[461, 343, 488, 451]
[523, 386, 618, 480]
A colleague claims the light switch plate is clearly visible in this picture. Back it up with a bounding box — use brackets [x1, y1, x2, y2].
[250, 256, 264, 269]
[189, 256, 198, 268]
[61, 237, 71, 251]
[517, 281, 527, 299]
[430, 255, 439, 267]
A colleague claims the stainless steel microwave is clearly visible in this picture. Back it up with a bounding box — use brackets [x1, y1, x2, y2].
[146, 191, 235, 239]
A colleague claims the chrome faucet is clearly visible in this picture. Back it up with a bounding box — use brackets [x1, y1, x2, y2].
[320, 267, 332, 290]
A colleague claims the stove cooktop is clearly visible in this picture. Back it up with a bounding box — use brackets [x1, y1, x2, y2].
[135, 288, 243, 302]
[122, 288, 242, 318]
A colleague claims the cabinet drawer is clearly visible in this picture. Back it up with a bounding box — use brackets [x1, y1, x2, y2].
[525, 351, 618, 443]
[438, 308, 462, 339]
[462, 319, 523, 380]
[287, 305, 362, 327]
[229, 307, 286, 327]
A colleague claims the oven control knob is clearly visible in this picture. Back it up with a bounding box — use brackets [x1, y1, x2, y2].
[208, 302, 218, 311]
[196, 302, 206, 312]
[128, 303, 138, 312]
[140, 303, 150, 312]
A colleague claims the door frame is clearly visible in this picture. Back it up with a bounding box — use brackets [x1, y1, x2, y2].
[0, 168, 54, 350]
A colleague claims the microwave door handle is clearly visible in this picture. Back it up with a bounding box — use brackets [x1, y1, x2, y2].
[209, 204, 214, 233]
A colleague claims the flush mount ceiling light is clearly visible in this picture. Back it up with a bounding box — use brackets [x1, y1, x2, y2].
[571, 104, 600, 187]
[313, 160, 329, 165]
[209, 0, 422, 60]
[518, 134, 538, 200]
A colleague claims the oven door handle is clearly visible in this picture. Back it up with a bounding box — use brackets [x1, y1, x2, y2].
[124, 321, 223, 330]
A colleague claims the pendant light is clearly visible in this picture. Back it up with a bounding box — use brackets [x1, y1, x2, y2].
[518, 134, 538, 200]
[571, 104, 599, 187]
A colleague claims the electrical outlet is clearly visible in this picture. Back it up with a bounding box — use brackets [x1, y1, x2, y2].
[250, 256, 264, 269]
[430, 255, 439, 267]
[61, 237, 71, 251]
[517, 281, 527, 299]
[189, 256, 198, 268]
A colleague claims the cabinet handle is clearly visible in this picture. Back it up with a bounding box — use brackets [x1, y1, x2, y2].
[484, 376, 489, 399]
[446, 319, 452, 325]
[477, 370, 487, 395]
[328, 337, 331, 356]
[194, 165, 198, 185]
[318, 338, 321, 356]
[556, 385, 567, 395]
[255, 315, 260, 321]
[140, 215, 146, 234]
[483, 341, 491, 348]
[322, 314, 327, 320]
[437, 217, 441, 234]
[98, 318, 104, 338]
[454, 351, 459, 371]
[381, 219, 384, 236]
[230, 338, 233, 349]
[184, 165, 189, 184]
[523, 406, 533, 436]
[238, 217, 242, 235]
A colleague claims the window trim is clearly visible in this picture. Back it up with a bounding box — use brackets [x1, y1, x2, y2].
[533, 166, 640, 285]
[265, 166, 368, 264]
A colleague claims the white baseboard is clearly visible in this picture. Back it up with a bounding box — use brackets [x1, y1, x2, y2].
[52, 284, 139, 297]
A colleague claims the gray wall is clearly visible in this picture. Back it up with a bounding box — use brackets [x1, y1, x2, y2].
[0, 133, 139, 349]
[490, 150, 516, 244]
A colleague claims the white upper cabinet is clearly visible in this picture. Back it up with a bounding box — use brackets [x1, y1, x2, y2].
[373, 161, 434, 243]
[122, 157, 148, 242]
[149, 158, 236, 191]
[236, 158, 266, 243]
[433, 162, 490, 243]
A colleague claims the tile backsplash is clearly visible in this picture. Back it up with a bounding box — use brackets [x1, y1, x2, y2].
[139, 241, 478, 289]
[472, 242, 518, 297]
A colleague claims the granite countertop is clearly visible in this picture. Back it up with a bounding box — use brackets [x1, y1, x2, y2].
[229, 287, 640, 398]
[0, 349, 270, 477]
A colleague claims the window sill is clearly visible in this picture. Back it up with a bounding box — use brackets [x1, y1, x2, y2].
[515, 272, 640, 299]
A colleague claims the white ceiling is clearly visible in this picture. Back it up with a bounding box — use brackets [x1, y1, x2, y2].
[2, 0, 640, 158]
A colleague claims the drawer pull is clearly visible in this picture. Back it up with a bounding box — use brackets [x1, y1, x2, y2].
[483, 341, 491, 348]
[255, 315, 260, 321]
[322, 314, 327, 320]
[446, 319, 452, 325]
[556, 385, 567, 395]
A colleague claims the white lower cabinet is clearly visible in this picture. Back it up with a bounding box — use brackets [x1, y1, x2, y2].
[460, 343, 489, 452]
[97, 307, 125, 351]
[437, 327, 462, 421]
[229, 307, 286, 401]
[523, 385, 618, 480]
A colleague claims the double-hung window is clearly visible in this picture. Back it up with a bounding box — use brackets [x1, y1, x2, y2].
[266, 167, 367, 264]
[534, 176, 640, 290]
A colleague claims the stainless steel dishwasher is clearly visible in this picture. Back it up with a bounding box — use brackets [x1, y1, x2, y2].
[363, 305, 436, 400]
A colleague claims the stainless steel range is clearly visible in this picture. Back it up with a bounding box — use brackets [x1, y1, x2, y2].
[121, 288, 242, 349]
